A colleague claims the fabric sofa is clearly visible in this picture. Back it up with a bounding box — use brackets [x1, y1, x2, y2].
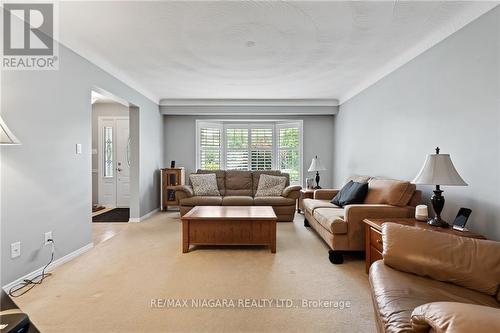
[302, 175, 421, 264]
[370, 223, 500, 333]
[174, 170, 301, 222]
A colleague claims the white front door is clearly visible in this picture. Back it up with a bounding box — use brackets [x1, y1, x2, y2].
[97, 117, 130, 208]
[116, 118, 130, 207]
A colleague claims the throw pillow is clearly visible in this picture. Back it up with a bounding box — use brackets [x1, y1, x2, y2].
[189, 173, 220, 196]
[331, 181, 369, 207]
[255, 174, 287, 197]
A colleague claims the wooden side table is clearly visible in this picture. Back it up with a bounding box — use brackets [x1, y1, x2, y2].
[160, 167, 185, 211]
[362, 218, 486, 274]
[298, 189, 315, 213]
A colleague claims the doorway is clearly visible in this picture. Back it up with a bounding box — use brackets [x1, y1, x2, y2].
[91, 90, 132, 225]
[97, 117, 130, 207]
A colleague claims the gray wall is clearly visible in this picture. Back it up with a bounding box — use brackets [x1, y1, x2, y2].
[164, 115, 334, 188]
[91, 102, 130, 205]
[1, 43, 163, 285]
[333, 7, 500, 240]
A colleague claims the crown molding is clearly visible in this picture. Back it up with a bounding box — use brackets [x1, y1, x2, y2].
[159, 99, 339, 107]
[160, 105, 337, 116]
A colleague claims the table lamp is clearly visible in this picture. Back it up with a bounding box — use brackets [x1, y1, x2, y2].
[308, 155, 326, 189]
[412, 147, 467, 228]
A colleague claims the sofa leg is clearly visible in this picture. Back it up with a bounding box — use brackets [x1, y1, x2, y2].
[304, 218, 310, 227]
[329, 250, 344, 264]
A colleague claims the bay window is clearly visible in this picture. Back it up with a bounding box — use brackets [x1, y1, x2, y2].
[196, 120, 303, 185]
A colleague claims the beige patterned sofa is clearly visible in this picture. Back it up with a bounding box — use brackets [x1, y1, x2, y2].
[174, 170, 302, 221]
[303, 175, 421, 264]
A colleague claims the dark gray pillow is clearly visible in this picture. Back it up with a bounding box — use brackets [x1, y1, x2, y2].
[331, 181, 369, 207]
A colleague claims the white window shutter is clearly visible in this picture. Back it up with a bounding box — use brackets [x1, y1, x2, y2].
[197, 121, 223, 170]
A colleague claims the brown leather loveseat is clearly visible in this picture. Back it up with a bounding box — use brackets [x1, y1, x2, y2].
[302, 175, 421, 264]
[174, 170, 301, 222]
[370, 223, 500, 333]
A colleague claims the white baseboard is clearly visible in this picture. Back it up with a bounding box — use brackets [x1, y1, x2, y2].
[128, 207, 160, 223]
[2, 242, 94, 292]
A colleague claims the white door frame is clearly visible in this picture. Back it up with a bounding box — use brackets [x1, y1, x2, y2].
[97, 116, 129, 208]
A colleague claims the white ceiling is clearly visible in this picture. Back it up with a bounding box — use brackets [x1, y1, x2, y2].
[59, 1, 497, 104]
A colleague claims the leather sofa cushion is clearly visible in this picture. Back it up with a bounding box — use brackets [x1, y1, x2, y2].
[411, 302, 500, 333]
[254, 196, 295, 206]
[253, 171, 289, 196]
[369, 261, 500, 333]
[364, 178, 416, 207]
[179, 196, 223, 207]
[346, 175, 372, 184]
[313, 208, 347, 234]
[195, 170, 226, 196]
[225, 170, 253, 196]
[302, 199, 338, 215]
[382, 223, 500, 296]
[222, 196, 254, 206]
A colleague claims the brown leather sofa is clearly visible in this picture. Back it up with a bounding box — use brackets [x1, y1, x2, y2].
[370, 223, 500, 333]
[174, 170, 301, 222]
[302, 176, 421, 264]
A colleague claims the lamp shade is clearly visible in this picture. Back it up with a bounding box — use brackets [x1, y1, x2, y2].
[308, 155, 326, 172]
[412, 153, 467, 186]
[0, 116, 21, 145]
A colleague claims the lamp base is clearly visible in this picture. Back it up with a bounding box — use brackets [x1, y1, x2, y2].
[314, 171, 321, 190]
[427, 217, 449, 228]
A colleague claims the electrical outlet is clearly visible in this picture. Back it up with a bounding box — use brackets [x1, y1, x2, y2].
[44, 231, 52, 245]
[11, 242, 21, 258]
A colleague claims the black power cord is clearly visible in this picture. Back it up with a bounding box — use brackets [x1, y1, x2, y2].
[9, 239, 55, 298]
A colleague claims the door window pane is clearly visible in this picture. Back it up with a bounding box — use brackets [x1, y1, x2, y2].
[104, 126, 113, 177]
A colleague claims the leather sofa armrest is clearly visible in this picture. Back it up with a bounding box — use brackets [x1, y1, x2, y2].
[411, 302, 500, 333]
[282, 185, 302, 199]
[344, 204, 413, 222]
[173, 185, 194, 201]
[382, 223, 500, 295]
[313, 189, 339, 200]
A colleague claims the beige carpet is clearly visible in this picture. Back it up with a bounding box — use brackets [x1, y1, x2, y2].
[14, 212, 376, 333]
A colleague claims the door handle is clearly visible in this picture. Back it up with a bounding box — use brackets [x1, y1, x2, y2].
[117, 168, 123, 172]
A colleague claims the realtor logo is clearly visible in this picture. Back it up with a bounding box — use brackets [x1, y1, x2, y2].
[2, 2, 59, 70]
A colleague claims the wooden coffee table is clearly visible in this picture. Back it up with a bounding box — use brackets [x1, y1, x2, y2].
[181, 206, 277, 253]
